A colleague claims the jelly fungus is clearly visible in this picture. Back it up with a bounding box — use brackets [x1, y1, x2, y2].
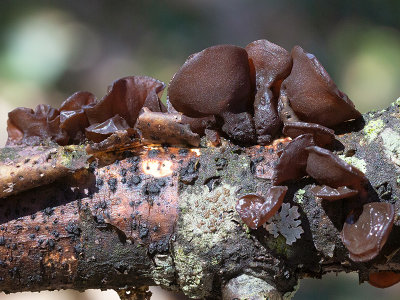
[306, 146, 367, 197]
[7, 104, 68, 146]
[168, 44, 256, 144]
[311, 185, 358, 201]
[236, 186, 288, 229]
[245, 40, 292, 144]
[279, 46, 361, 128]
[341, 202, 395, 262]
[283, 121, 335, 147]
[368, 271, 400, 288]
[273, 134, 315, 185]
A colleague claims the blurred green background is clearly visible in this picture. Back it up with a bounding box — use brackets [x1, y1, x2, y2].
[0, 0, 399, 299]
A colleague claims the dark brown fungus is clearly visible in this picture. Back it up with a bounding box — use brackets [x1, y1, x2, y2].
[136, 107, 200, 147]
[168, 45, 255, 144]
[272, 134, 315, 185]
[236, 186, 287, 229]
[306, 146, 368, 198]
[7, 104, 68, 146]
[341, 202, 394, 262]
[283, 121, 335, 147]
[85, 114, 130, 143]
[245, 40, 292, 144]
[368, 271, 400, 288]
[59, 91, 96, 143]
[311, 185, 358, 201]
[85, 76, 165, 127]
[279, 46, 361, 128]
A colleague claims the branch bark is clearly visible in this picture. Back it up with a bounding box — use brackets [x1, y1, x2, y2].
[0, 100, 399, 299]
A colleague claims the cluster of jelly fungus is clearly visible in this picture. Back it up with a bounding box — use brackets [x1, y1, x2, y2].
[273, 133, 315, 185]
[368, 271, 400, 288]
[341, 202, 395, 262]
[6, 76, 166, 146]
[7, 104, 68, 146]
[168, 44, 256, 144]
[236, 186, 287, 229]
[279, 45, 361, 128]
[306, 146, 368, 200]
[245, 39, 292, 145]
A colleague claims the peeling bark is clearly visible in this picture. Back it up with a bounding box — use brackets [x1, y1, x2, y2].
[0, 100, 399, 299]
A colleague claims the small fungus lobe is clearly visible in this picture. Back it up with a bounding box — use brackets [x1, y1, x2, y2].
[306, 146, 368, 198]
[236, 186, 288, 229]
[368, 271, 400, 288]
[341, 202, 395, 262]
[311, 185, 358, 201]
[273, 134, 315, 185]
[283, 121, 335, 147]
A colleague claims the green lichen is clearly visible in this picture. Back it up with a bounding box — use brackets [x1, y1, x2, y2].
[338, 155, 367, 173]
[174, 183, 239, 298]
[151, 254, 177, 290]
[391, 97, 400, 107]
[266, 234, 293, 258]
[59, 145, 90, 170]
[294, 189, 306, 204]
[363, 119, 385, 142]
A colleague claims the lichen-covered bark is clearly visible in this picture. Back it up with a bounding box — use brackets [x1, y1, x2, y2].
[0, 99, 399, 299]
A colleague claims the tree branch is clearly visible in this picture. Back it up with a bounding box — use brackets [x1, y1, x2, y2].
[0, 99, 399, 299]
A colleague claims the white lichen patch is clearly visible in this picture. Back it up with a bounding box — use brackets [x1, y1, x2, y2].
[364, 119, 385, 142]
[338, 155, 367, 173]
[174, 183, 239, 298]
[380, 128, 400, 166]
[264, 203, 304, 245]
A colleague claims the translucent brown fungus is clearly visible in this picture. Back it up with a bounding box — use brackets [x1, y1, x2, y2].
[7, 104, 68, 146]
[272, 134, 315, 185]
[136, 108, 200, 147]
[85, 115, 130, 143]
[279, 46, 361, 128]
[306, 146, 368, 198]
[368, 271, 400, 288]
[85, 76, 165, 127]
[311, 185, 358, 201]
[59, 91, 96, 143]
[341, 202, 395, 262]
[236, 186, 288, 229]
[245, 40, 292, 144]
[283, 121, 335, 147]
[168, 44, 255, 144]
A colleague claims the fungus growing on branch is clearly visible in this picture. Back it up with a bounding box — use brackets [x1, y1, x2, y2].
[279, 46, 361, 128]
[236, 186, 288, 229]
[310, 185, 358, 201]
[368, 271, 400, 288]
[283, 121, 335, 147]
[341, 202, 395, 262]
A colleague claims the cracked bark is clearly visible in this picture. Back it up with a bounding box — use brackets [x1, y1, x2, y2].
[0, 100, 399, 299]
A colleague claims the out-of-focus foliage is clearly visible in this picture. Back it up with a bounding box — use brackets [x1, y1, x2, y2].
[0, 1, 399, 299]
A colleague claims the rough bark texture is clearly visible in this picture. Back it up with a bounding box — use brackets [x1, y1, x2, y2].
[0, 99, 399, 299]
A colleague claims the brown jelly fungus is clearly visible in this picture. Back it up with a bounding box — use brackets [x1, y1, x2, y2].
[368, 271, 400, 288]
[283, 121, 335, 147]
[279, 46, 361, 128]
[273, 134, 315, 185]
[245, 40, 292, 144]
[236, 186, 287, 229]
[306, 146, 367, 198]
[168, 44, 255, 144]
[7, 104, 68, 146]
[85, 115, 130, 143]
[311, 185, 358, 201]
[341, 202, 395, 262]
